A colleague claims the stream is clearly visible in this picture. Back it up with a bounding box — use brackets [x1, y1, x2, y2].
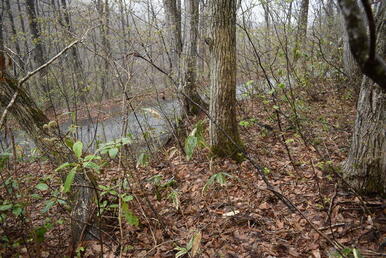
[1, 78, 283, 158]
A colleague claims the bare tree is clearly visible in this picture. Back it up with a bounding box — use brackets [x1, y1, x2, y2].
[208, 0, 242, 159]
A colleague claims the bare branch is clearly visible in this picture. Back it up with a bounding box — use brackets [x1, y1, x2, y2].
[18, 39, 80, 86]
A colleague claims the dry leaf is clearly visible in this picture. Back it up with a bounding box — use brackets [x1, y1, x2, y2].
[191, 231, 202, 257]
[312, 249, 321, 258]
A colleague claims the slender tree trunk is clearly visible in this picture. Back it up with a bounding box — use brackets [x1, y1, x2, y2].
[181, 0, 207, 115]
[59, 0, 86, 102]
[5, 0, 22, 58]
[25, 0, 53, 102]
[0, 0, 4, 57]
[287, 1, 293, 28]
[342, 3, 386, 196]
[208, 0, 242, 160]
[263, 1, 271, 63]
[297, 0, 309, 40]
[294, 0, 309, 60]
[163, 0, 182, 77]
[17, 0, 29, 57]
[25, 0, 46, 67]
[96, 0, 111, 99]
[339, 8, 360, 79]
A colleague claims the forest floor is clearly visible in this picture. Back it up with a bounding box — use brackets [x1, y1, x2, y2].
[1, 82, 385, 257]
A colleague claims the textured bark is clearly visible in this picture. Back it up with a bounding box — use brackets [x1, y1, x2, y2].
[338, 0, 386, 89]
[341, 14, 360, 77]
[0, 0, 4, 53]
[5, 0, 22, 57]
[163, 0, 182, 76]
[59, 0, 86, 101]
[208, 0, 241, 159]
[16, 0, 29, 55]
[96, 0, 111, 99]
[295, 0, 309, 48]
[343, 77, 386, 195]
[198, 0, 209, 78]
[263, 2, 271, 62]
[343, 3, 386, 196]
[0, 73, 98, 247]
[181, 0, 207, 115]
[25, 0, 45, 66]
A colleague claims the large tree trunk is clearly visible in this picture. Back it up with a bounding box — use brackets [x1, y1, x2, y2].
[342, 2, 386, 196]
[208, 0, 241, 159]
[0, 72, 98, 249]
[181, 0, 207, 115]
[343, 77, 386, 195]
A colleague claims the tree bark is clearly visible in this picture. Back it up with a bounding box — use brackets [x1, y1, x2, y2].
[25, 0, 46, 67]
[342, 2, 386, 196]
[181, 0, 207, 115]
[163, 0, 182, 77]
[338, 0, 386, 89]
[208, 0, 242, 160]
[5, 0, 22, 59]
[16, 0, 29, 57]
[96, 0, 112, 99]
[295, 0, 309, 48]
[340, 8, 360, 78]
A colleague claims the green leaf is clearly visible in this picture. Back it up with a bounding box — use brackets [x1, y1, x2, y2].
[35, 183, 49, 191]
[12, 206, 23, 216]
[63, 167, 77, 193]
[121, 201, 139, 226]
[120, 137, 132, 145]
[64, 138, 74, 149]
[72, 141, 83, 159]
[31, 194, 42, 199]
[353, 249, 363, 258]
[136, 152, 149, 168]
[122, 195, 134, 202]
[0, 204, 13, 211]
[34, 226, 48, 243]
[184, 136, 198, 161]
[215, 173, 227, 186]
[41, 199, 56, 213]
[278, 82, 286, 89]
[175, 247, 188, 258]
[55, 162, 73, 171]
[84, 155, 101, 162]
[108, 148, 119, 159]
[83, 161, 100, 171]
